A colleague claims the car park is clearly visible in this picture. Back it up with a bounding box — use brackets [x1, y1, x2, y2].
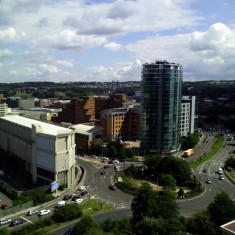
[0, 218, 11, 226]
[27, 210, 38, 216]
[38, 209, 51, 216]
[206, 179, 212, 184]
[10, 219, 24, 227]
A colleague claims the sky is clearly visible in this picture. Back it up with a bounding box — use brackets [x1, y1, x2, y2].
[1, 0, 235, 83]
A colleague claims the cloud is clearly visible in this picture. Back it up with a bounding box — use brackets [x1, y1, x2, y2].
[104, 42, 123, 51]
[56, 60, 74, 67]
[39, 64, 59, 74]
[0, 49, 14, 57]
[0, 28, 16, 42]
[36, 17, 49, 28]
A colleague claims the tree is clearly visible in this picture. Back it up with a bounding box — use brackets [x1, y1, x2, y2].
[208, 191, 235, 226]
[53, 204, 82, 222]
[125, 148, 134, 158]
[131, 183, 157, 224]
[107, 145, 118, 159]
[119, 148, 127, 160]
[0, 228, 11, 235]
[73, 216, 99, 235]
[185, 210, 218, 235]
[135, 217, 186, 235]
[159, 174, 176, 191]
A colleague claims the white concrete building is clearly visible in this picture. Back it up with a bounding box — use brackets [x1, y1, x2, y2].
[180, 96, 196, 137]
[0, 114, 76, 188]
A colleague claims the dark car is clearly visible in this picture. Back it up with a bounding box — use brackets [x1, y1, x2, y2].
[100, 171, 105, 175]
[63, 195, 72, 201]
[109, 185, 117, 190]
[72, 194, 81, 201]
[10, 219, 24, 227]
[80, 190, 88, 197]
[64, 228, 73, 235]
[103, 165, 109, 169]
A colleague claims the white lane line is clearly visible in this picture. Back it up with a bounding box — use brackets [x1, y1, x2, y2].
[21, 216, 33, 224]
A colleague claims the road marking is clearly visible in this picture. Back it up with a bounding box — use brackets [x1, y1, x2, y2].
[21, 216, 33, 224]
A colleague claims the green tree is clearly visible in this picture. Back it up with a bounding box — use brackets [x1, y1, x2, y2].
[208, 191, 235, 226]
[119, 148, 127, 160]
[185, 210, 218, 235]
[131, 183, 157, 224]
[125, 148, 134, 158]
[53, 204, 82, 222]
[108, 145, 118, 159]
[159, 173, 176, 191]
[135, 217, 186, 235]
[73, 216, 99, 235]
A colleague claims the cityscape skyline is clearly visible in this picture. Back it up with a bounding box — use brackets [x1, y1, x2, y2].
[1, 0, 235, 83]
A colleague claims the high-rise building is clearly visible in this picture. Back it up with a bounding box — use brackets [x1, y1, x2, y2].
[180, 96, 196, 137]
[140, 60, 182, 155]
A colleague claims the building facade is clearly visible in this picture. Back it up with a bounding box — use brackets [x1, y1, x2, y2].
[180, 96, 196, 137]
[100, 104, 141, 141]
[140, 60, 182, 155]
[0, 115, 76, 188]
[0, 103, 8, 117]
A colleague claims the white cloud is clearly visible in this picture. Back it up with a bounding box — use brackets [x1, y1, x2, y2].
[39, 64, 59, 74]
[104, 42, 123, 51]
[0, 28, 16, 42]
[56, 60, 74, 67]
[37, 29, 107, 50]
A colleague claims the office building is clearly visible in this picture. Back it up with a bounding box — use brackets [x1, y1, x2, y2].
[0, 114, 76, 187]
[100, 103, 141, 141]
[140, 60, 182, 155]
[180, 96, 196, 137]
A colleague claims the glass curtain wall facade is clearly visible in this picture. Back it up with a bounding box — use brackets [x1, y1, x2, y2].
[140, 60, 182, 155]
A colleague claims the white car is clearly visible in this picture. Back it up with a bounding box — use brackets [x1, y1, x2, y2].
[112, 159, 119, 164]
[206, 179, 212, 184]
[27, 210, 38, 216]
[219, 175, 225, 180]
[0, 218, 12, 225]
[75, 198, 84, 204]
[78, 185, 86, 191]
[38, 209, 51, 216]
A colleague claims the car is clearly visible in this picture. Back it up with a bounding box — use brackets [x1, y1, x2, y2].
[72, 194, 81, 201]
[63, 195, 72, 201]
[100, 171, 105, 175]
[10, 219, 24, 227]
[219, 175, 225, 180]
[206, 179, 212, 184]
[27, 210, 38, 216]
[109, 185, 117, 190]
[38, 209, 51, 216]
[202, 168, 208, 173]
[103, 165, 109, 169]
[0, 218, 11, 225]
[80, 190, 88, 196]
[75, 198, 84, 204]
[112, 159, 119, 164]
[78, 185, 86, 191]
[64, 228, 73, 235]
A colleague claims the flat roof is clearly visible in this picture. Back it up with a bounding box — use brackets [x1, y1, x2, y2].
[71, 124, 102, 135]
[221, 220, 235, 234]
[0, 114, 72, 136]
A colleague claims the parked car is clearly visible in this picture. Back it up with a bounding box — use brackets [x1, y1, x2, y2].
[38, 209, 51, 216]
[112, 159, 119, 164]
[206, 179, 212, 184]
[10, 219, 24, 227]
[64, 228, 73, 235]
[63, 195, 72, 201]
[103, 165, 109, 169]
[72, 195, 81, 201]
[219, 175, 225, 180]
[0, 218, 11, 226]
[27, 210, 38, 216]
[80, 190, 88, 197]
[78, 185, 86, 191]
[100, 171, 105, 175]
[75, 198, 84, 204]
[109, 185, 117, 190]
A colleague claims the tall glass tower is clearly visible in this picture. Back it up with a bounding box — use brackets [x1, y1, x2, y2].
[140, 60, 182, 155]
